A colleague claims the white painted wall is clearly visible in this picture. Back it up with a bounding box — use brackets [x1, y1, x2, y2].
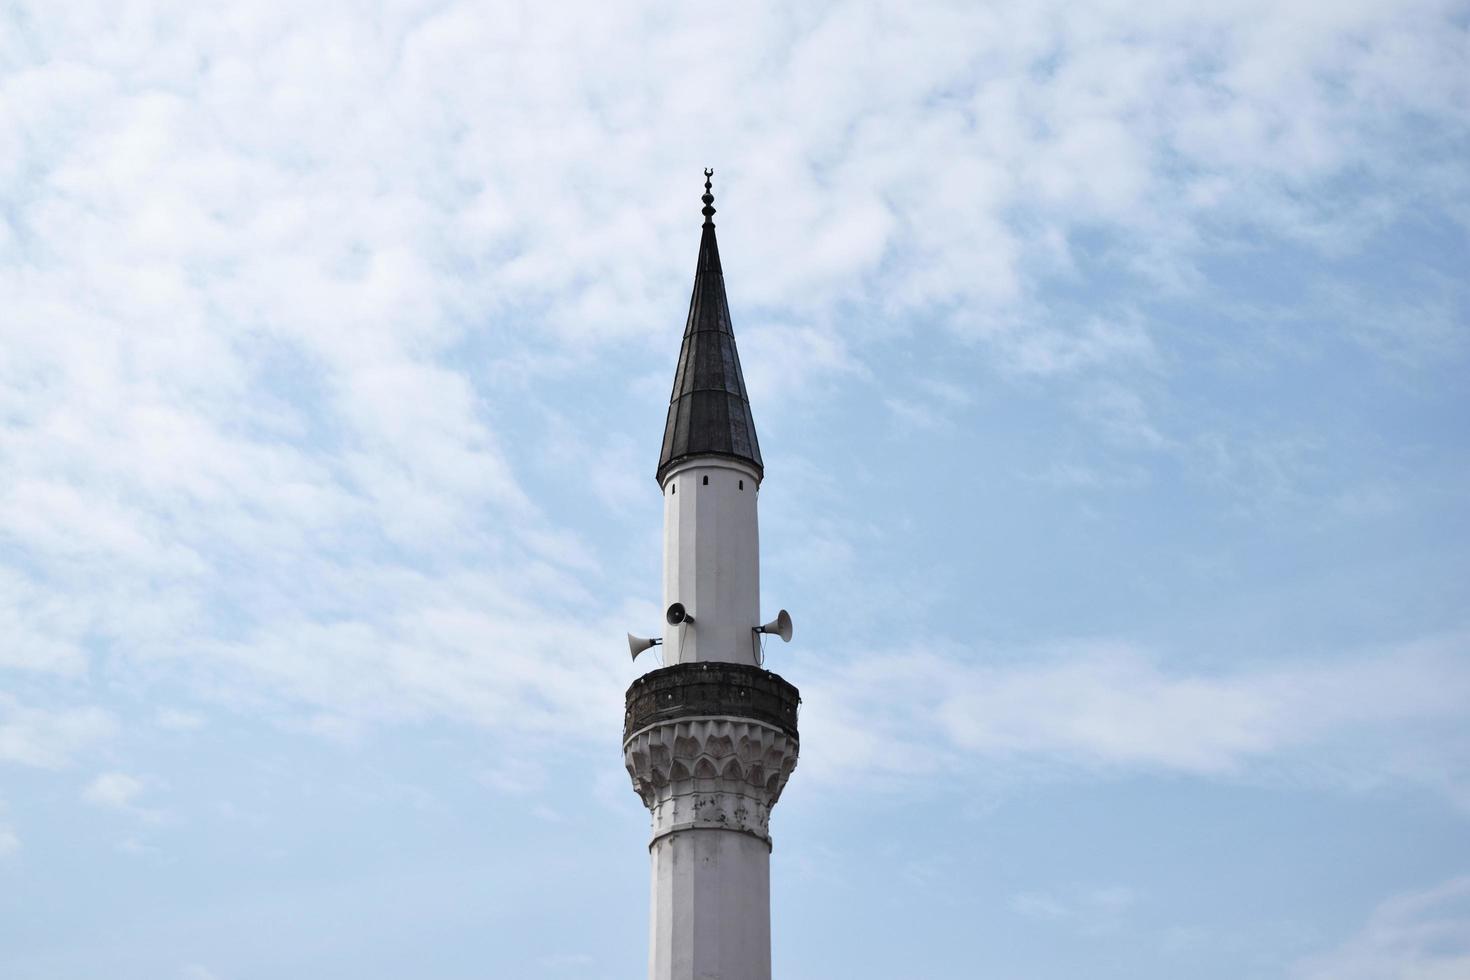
[648, 829, 772, 980]
[660, 458, 762, 665]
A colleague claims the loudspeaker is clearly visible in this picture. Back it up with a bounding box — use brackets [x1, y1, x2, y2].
[755, 609, 793, 643]
[628, 633, 662, 662]
[665, 602, 693, 626]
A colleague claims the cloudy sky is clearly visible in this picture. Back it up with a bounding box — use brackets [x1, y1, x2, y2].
[2, 1, 1468, 977]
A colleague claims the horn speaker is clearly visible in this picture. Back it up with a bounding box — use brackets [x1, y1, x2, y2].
[755, 609, 793, 643]
[628, 633, 662, 662]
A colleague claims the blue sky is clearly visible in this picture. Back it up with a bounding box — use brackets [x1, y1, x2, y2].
[2, 2, 1468, 978]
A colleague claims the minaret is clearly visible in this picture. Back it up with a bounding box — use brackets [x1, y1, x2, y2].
[624, 171, 800, 980]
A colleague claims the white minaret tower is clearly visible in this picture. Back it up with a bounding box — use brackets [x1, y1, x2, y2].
[624, 170, 800, 980]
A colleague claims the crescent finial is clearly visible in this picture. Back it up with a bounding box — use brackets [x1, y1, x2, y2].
[701, 168, 716, 226]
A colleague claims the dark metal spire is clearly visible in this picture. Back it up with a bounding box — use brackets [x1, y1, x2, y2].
[656, 170, 764, 484]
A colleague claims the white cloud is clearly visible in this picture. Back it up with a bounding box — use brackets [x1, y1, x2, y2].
[0, 569, 90, 675]
[1006, 316, 1160, 379]
[799, 631, 1470, 801]
[1293, 877, 1470, 980]
[0, 796, 16, 858]
[1012, 884, 1137, 936]
[0, 696, 115, 769]
[1028, 459, 1151, 492]
[479, 756, 549, 798]
[154, 709, 205, 732]
[83, 772, 146, 811]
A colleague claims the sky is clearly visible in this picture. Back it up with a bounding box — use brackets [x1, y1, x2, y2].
[1, 1, 1468, 977]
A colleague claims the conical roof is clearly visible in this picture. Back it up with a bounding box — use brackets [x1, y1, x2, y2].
[656, 172, 763, 484]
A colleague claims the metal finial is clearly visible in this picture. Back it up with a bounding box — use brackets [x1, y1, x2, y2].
[701, 168, 716, 226]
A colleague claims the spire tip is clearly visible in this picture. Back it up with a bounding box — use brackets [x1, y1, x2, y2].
[701, 168, 716, 226]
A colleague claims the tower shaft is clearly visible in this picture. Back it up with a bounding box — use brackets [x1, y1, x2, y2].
[648, 830, 770, 979]
[660, 458, 761, 665]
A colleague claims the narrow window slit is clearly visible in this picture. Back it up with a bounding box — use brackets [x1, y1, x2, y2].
[702, 475, 709, 486]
